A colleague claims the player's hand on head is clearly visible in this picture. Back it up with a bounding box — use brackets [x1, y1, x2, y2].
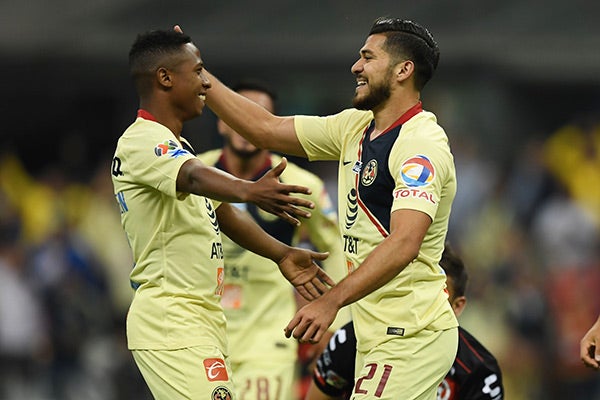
[248, 158, 315, 226]
[277, 247, 332, 301]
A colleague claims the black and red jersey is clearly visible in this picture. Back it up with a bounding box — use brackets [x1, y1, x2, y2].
[312, 322, 504, 400]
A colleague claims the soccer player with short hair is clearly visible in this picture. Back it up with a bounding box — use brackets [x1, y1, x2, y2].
[112, 29, 334, 399]
[186, 16, 458, 399]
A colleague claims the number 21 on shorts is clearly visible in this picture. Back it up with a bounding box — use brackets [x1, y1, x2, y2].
[354, 363, 393, 398]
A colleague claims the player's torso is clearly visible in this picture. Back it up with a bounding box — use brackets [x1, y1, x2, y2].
[112, 120, 226, 350]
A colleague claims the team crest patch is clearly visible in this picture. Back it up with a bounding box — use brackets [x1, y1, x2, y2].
[361, 159, 378, 186]
[211, 386, 233, 400]
[154, 139, 190, 158]
[400, 155, 435, 187]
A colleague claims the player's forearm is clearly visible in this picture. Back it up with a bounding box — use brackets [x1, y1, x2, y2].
[217, 204, 288, 262]
[205, 70, 277, 148]
[204, 70, 306, 157]
[326, 232, 421, 308]
[177, 158, 255, 203]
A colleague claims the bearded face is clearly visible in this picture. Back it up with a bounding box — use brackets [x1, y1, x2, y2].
[352, 66, 394, 111]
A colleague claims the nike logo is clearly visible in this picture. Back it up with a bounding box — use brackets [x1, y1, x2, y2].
[343, 160, 352, 166]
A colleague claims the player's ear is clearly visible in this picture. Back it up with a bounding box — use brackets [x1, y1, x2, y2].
[451, 295, 467, 317]
[156, 67, 173, 88]
[395, 60, 414, 83]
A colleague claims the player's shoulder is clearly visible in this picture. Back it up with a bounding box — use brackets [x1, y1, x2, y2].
[458, 327, 501, 369]
[196, 148, 222, 165]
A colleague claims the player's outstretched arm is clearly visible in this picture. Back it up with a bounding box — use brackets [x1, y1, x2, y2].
[217, 202, 333, 301]
[581, 314, 600, 369]
[284, 209, 431, 343]
[173, 25, 307, 157]
[177, 157, 313, 226]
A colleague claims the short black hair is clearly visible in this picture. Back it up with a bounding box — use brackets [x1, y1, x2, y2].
[439, 242, 468, 298]
[368, 17, 440, 90]
[128, 29, 192, 95]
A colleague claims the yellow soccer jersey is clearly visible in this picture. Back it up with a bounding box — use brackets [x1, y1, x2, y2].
[197, 150, 345, 363]
[112, 113, 226, 351]
[295, 103, 458, 351]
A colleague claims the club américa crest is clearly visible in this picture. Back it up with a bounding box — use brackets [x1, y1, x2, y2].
[361, 159, 378, 186]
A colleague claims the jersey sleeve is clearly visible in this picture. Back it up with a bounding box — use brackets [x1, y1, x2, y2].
[119, 123, 196, 199]
[295, 109, 372, 161]
[388, 117, 453, 220]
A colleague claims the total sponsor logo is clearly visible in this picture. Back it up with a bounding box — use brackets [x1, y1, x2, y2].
[400, 155, 435, 187]
[393, 188, 436, 205]
[203, 358, 229, 382]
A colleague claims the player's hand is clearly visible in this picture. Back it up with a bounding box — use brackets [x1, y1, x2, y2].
[247, 158, 315, 226]
[285, 295, 338, 343]
[278, 247, 333, 301]
[581, 317, 600, 369]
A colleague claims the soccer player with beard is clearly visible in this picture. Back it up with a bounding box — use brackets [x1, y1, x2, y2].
[197, 81, 348, 400]
[183, 16, 458, 399]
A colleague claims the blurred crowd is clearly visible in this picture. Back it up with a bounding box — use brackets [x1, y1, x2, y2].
[0, 112, 599, 400]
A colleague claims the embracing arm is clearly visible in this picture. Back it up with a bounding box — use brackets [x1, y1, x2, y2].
[177, 157, 313, 225]
[203, 70, 307, 157]
[285, 208, 431, 342]
[216, 202, 334, 300]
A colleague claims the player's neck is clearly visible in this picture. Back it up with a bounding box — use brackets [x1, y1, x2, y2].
[139, 101, 183, 139]
[222, 147, 271, 180]
[371, 94, 421, 139]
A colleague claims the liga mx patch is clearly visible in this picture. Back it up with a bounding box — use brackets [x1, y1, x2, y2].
[203, 358, 229, 381]
[154, 139, 191, 158]
[400, 155, 435, 187]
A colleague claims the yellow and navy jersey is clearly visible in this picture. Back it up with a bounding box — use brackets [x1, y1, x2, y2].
[197, 149, 345, 363]
[111, 111, 227, 351]
[295, 103, 458, 350]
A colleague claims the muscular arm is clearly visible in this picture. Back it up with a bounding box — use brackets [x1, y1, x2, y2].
[216, 202, 334, 300]
[177, 157, 314, 225]
[285, 208, 432, 342]
[204, 70, 307, 157]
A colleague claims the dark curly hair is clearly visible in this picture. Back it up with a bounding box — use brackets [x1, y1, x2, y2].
[368, 17, 440, 91]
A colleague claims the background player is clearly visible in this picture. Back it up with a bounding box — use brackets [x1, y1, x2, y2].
[305, 243, 505, 400]
[197, 80, 348, 400]
[113, 29, 334, 399]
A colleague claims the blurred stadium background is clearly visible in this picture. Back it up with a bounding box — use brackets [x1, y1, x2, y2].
[1, 1, 599, 399]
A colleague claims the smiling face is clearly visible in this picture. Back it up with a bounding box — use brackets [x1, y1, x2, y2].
[350, 34, 396, 111]
[169, 42, 211, 121]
